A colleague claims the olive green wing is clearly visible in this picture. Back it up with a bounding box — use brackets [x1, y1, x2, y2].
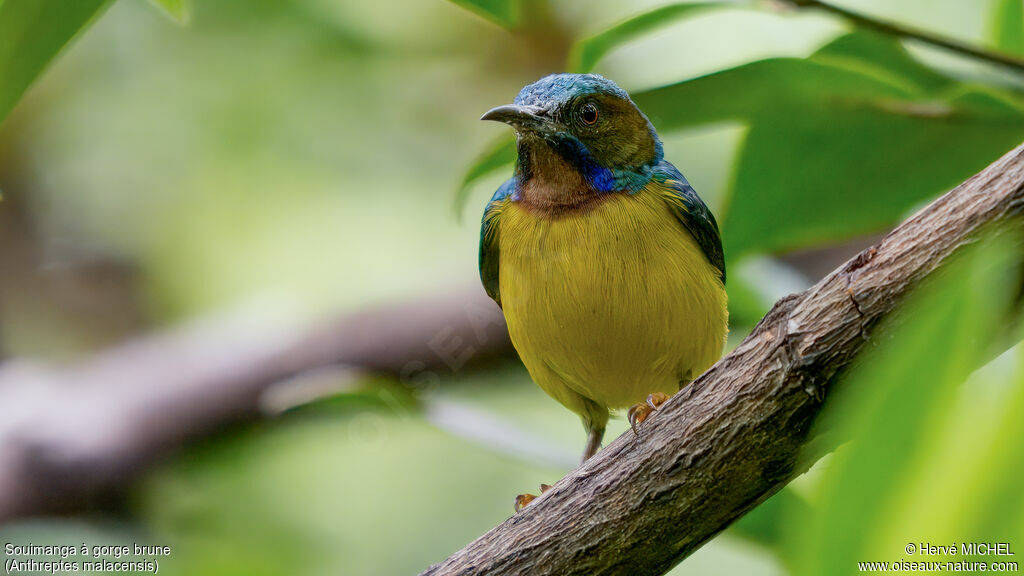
[653, 161, 726, 283]
[479, 178, 516, 307]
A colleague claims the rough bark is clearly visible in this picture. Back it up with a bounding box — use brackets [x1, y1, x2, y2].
[419, 144, 1024, 576]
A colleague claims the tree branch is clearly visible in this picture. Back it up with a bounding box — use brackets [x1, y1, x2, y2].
[786, 0, 1024, 74]
[419, 143, 1024, 576]
[0, 288, 512, 521]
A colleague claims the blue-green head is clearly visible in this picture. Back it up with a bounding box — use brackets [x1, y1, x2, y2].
[481, 74, 663, 194]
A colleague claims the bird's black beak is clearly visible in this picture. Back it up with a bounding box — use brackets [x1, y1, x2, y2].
[480, 104, 552, 133]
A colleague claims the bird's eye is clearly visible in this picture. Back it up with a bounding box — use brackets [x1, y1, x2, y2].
[580, 102, 599, 125]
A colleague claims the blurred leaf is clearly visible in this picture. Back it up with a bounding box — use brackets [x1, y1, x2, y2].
[729, 488, 810, 554]
[788, 238, 1018, 576]
[635, 32, 1024, 257]
[723, 88, 1024, 257]
[725, 272, 771, 328]
[568, 2, 731, 73]
[809, 30, 951, 92]
[147, 0, 189, 24]
[453, 135, 515, 219]
[990, 0, 1024, 56]
[969, 360, 1024, 537]
[0, 0, 112, 126]
[446, 0, 518, 28]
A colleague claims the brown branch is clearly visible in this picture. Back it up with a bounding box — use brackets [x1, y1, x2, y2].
[786, 0, 1024, 74]
[0, 288, 512, 521]
[419, 144, 1024, 576]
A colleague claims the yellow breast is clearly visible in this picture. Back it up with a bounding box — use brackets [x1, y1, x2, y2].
[497, 187, 728, 415]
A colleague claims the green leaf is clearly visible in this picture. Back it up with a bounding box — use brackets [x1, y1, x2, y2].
[724, 272, 770, 328]
[147, 0, 189, 24]
[568, 2, 730, 73]
[809, 29, 951, 92]
[724, 86, 1024, 257]
[447, 0, 519, 29]
[453, 135, 515, 220]
[990, 0, 1024, 56]
[635, 57, 915, 131]
[634, 32, 1024, 258]
[729, 488, 810, 554]
[966, 357, 1024, 539]
[789, 239, 1018, 575]
[0, 0, 112, 126]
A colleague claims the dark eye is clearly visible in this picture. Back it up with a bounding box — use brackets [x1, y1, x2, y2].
[580, 102, 599, 125]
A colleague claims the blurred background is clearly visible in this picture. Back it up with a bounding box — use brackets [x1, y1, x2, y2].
[1, 0, 1023, 574]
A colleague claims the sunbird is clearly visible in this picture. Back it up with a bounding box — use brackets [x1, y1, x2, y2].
[478, 74, 728, 509]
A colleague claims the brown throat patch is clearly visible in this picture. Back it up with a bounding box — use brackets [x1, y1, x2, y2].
[517, 146, 613, 218]
[517, 184, 612, 218]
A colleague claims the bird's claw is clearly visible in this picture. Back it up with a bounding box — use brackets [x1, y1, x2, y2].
[627, 392, 670, 436]
[514, 493, 535, 512]
[514, 484, 552, 513]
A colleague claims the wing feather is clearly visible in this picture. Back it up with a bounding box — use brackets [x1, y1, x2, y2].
[652, 161, 726, 283]
[478, 178, 516, 306]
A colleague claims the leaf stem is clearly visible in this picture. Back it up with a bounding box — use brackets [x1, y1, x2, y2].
[788, 0, 1024, 73]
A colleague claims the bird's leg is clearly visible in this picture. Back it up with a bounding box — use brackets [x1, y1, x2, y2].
[514, 483, 552, 512]
[627, 392, 670, 435]
[581, 425, 605, 463]
[514, 405, 607, 512]
[514, 425, 606, 513]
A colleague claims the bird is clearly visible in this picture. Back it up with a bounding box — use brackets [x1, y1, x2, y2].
[478, 74, 728, 510]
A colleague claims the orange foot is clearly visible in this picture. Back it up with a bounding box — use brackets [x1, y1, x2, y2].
[627, 392, 670, 436]
[514, 483, 552, 513]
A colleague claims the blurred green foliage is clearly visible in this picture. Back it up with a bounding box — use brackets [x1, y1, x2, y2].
[0, 0, 1022, 575]
[786, 238, 1024, 575]
[0, 0, 112, 124]
[569, 2, 734, 74]
[641, 32, 1024, 257]
[990, 0, 1024, 55]
[147, 0, 189, 23]
[447, 0, 519, 28]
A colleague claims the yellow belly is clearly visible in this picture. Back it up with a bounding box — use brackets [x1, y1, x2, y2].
[498, 188, 728, 421]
